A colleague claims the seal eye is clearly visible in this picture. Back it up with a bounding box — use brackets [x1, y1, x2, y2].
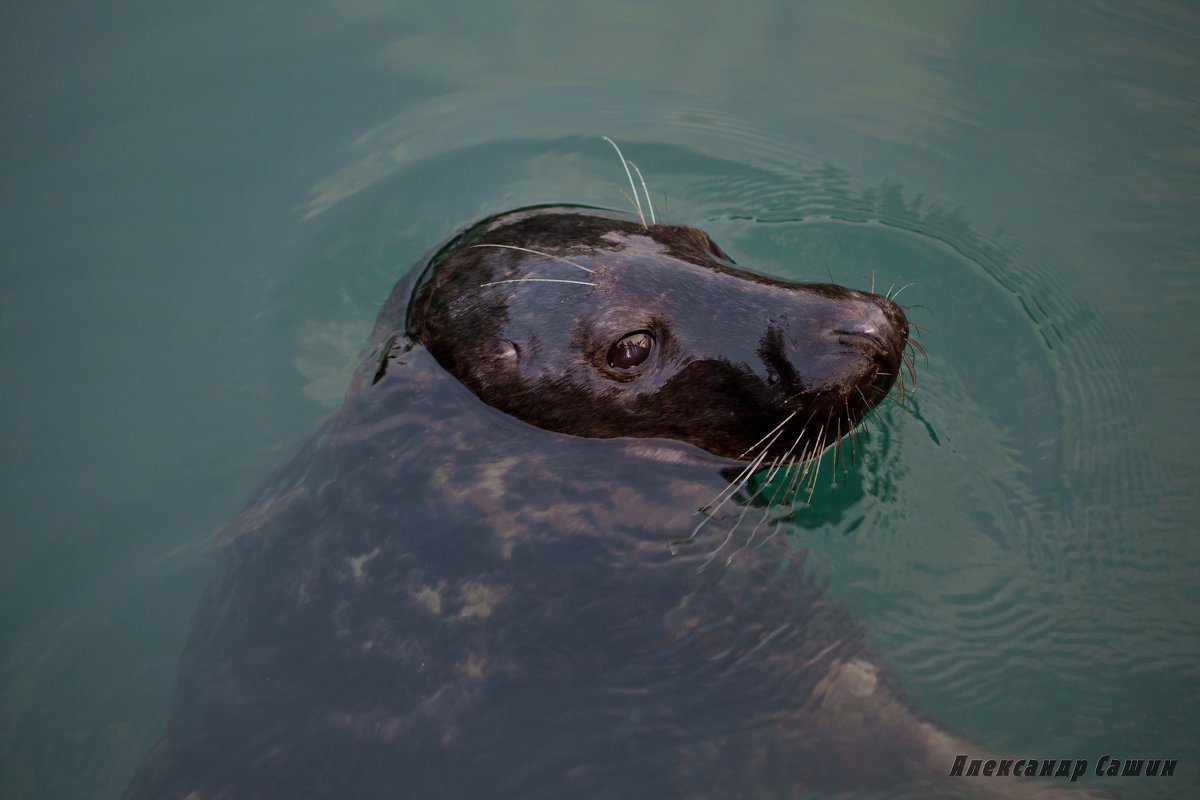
[607, 331, 654, 371]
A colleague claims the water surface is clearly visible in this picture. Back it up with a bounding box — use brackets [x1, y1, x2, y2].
[2, 2, 1197, 798]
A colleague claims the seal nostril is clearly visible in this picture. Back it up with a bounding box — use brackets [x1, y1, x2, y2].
[833, 326, 884, 349]
[832, 296, 911, 359]
[835, 330, 887, 360]
[842, 322, 880, 340]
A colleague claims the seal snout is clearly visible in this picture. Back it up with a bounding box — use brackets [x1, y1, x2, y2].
[831, 295, 908, 364]
[408, 205, 920, 464]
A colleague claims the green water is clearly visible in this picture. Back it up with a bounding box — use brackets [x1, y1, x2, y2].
[2, 1, 1196, 798]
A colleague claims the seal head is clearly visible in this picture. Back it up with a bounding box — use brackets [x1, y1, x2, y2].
[408, 206, 909, 462]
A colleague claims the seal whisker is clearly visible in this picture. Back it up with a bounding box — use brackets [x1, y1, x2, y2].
[846, 427, 860, 472]
[842, 399, 857, 477]
[787, 443, 806, 489]
[901, 350, 918, 395]
[833, 438, 846, 486]
[730, 460, 799, 562]
[792, 430, 820, 480]
[762, 427, 810, 513]
[826, 412, 847, 487]
[890, 282, 916, 301]
[768, 410, 818, 508]
[854, 407, 869, 453]
[602, 136, 646, 227]
[469, 244, 596, 274]
[843, 428, 856, 480]
[755, 519, 788, 550]
[615, 187, 641, 219]
[676, 427, 785, 552]
[695, 427, 781, 516]
[721, 458, 788, 557]
[706, 453, 793, 569]
[739, 410, 816, 515]
[776, 458, 805, 513]
[861, 409, 875, 433]
[681, 443, 772, 556]
[830, 424, 841, 478]
[628, 161, 656, 225]
[735, 409, 798, 461]
[893, 364, 906, 403]
[478, 278, 597, 288]
[790, 441, 816, 502]
[805, 426, 828, 502]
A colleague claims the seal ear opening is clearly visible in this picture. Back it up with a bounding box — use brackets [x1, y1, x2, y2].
[341, 327, 416, 403]
[371, 333, 408, 385]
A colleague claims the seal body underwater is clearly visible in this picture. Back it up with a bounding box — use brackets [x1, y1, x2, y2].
[126, 206, 1088, 799]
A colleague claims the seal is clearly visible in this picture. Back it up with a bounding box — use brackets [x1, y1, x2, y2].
[125, 205, 1087, 800]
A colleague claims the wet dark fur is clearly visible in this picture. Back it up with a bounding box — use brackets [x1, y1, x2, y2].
[126, 207, 1091, 800]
